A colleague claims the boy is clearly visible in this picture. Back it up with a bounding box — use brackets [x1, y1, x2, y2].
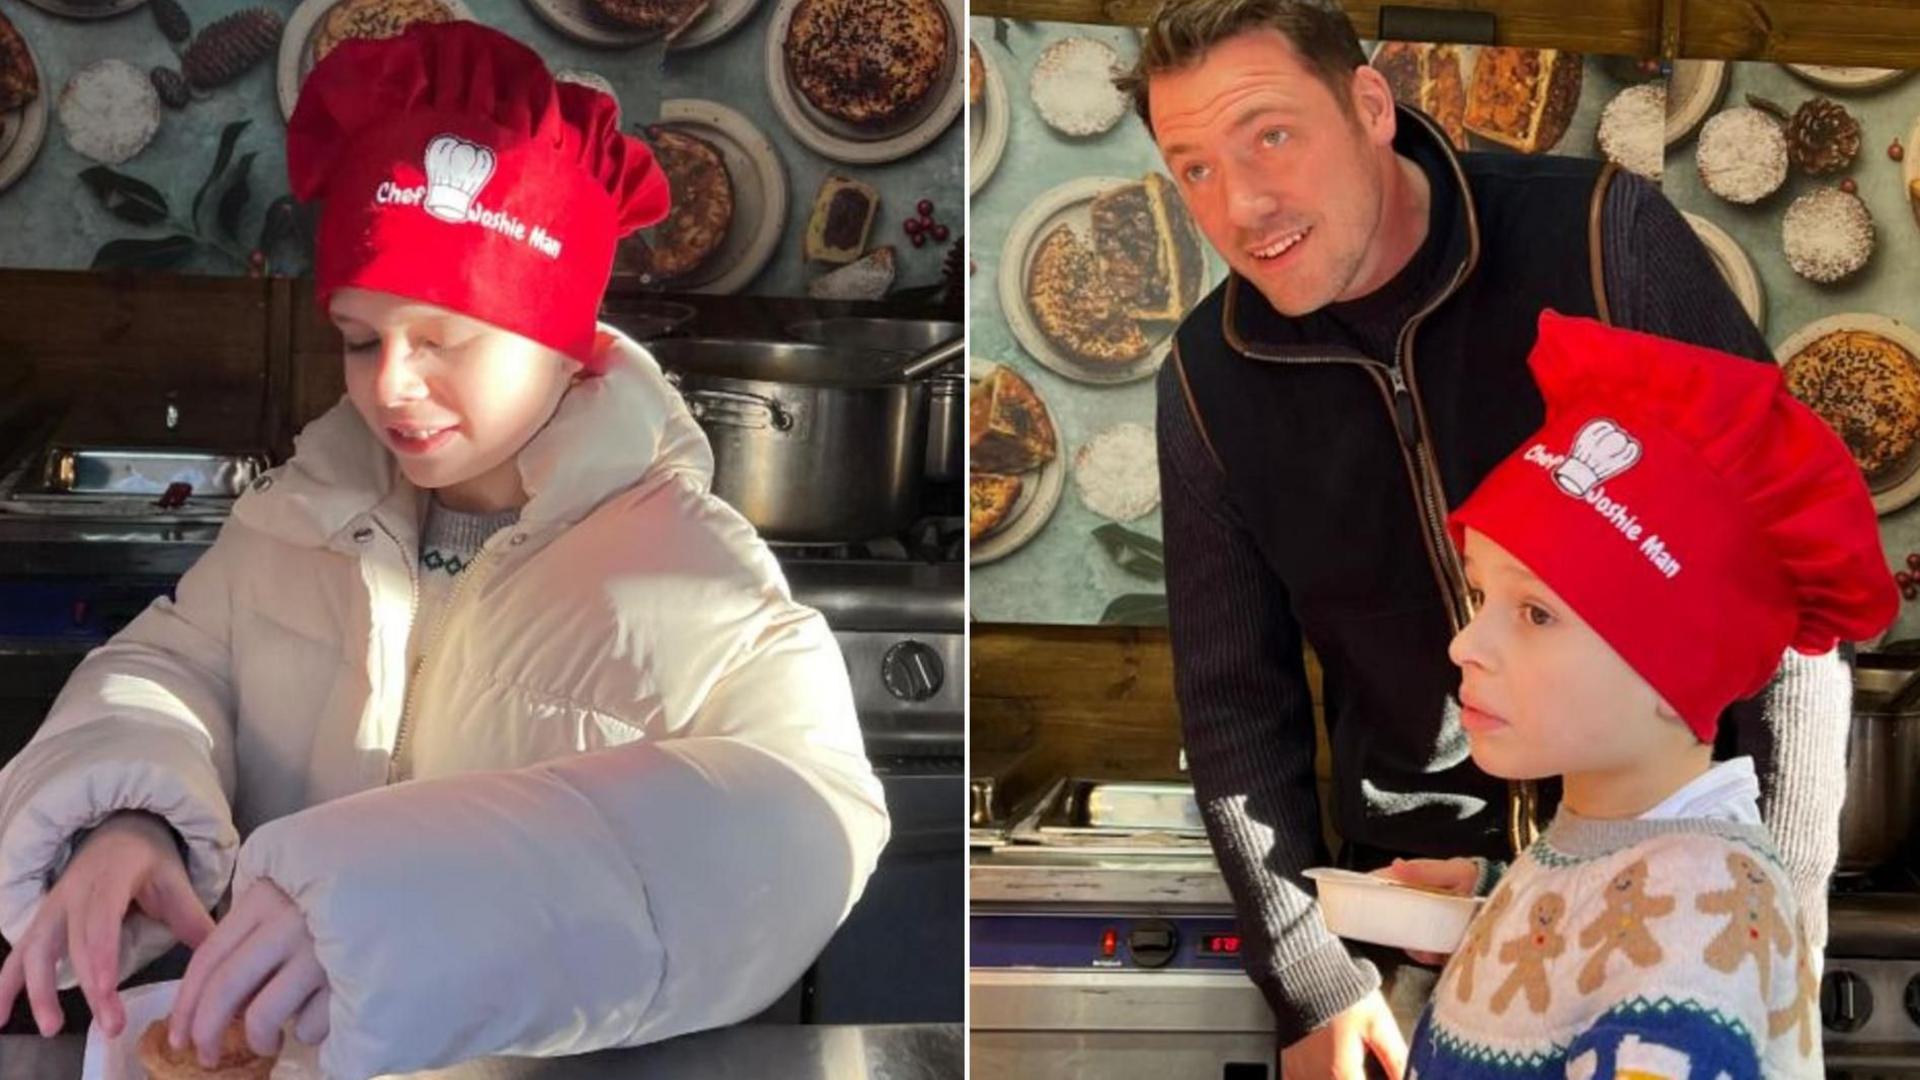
[1395, 312, 1894, 1078]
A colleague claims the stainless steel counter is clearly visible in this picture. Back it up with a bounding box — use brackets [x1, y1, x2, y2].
[970, 846, 1232, 908]
[0, 1023, 961, 1080]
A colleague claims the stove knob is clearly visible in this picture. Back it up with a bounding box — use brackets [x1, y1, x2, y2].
[1905, 974, 1920, 1028]
[1820, 969, 1874, 1033]
[881, 641, 944, 702]
[1128, 919, 1179, 969]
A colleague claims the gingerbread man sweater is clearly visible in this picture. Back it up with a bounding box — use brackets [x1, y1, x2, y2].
[1406, 813, 1822, 1079]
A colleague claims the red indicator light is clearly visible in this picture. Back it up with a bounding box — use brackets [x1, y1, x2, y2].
[1203, 934, 1242, 956]
[1101, 928, 1118, 957]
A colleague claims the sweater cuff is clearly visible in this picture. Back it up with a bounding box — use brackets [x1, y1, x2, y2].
[1252, 936, 1381, 1046]
[1470, 857, 1507, 897]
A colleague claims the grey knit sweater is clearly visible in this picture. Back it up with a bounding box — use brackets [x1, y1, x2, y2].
[1157, 170, 1851, 1043]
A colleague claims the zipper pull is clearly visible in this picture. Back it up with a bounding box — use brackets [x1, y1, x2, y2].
[1386, 365, 1418, 449]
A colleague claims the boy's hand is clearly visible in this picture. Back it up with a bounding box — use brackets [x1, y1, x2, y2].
[1372, 857, 1480, 966]
[0, 810, 214, 1038]
[168, 880, 328, 1065]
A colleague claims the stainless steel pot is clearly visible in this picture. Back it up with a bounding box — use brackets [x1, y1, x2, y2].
[1839, 658, 1920, 873]
[648, 339, 927, 543]
[785, 320, 964, 483]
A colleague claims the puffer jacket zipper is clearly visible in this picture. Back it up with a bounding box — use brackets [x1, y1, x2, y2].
[387, 538, 505, 784]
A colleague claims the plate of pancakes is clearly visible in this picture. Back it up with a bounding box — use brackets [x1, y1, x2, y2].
[522, 0, 761, 50]
[1776, 313, 1920, 515]
[766, 0, 964, 164]
[278, 0, 474, 121]
[999, 174, 1213, 386]
[0, 8, 48, 195]
[968, 36, 1009, 195]
[615, 98, 786, 295]
[970, 359, 1065, 566]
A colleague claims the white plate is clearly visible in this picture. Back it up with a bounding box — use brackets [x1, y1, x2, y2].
[639, 98, 786, 295]
[998, 174, 1211, 387]
[1784, 64, 1914, 92]
[277, 0, 477, 122]
[0, 30, 49, 194]
[970, 358, 1065, 567]
[1681, 211, 1764, 334]
[764, 0, 964, 165]
[969, 38, 1009, 196]
[1775, 312, 1920, 515]
[523, 0, 752, 50]
[82, 981, 323, 1080]
[1666, 59, 1727, 148]
[19, 0, 144, 18]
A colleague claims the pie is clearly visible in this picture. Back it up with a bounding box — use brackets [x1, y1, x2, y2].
[1090, 172, 1202, 323]
[970, 472, 1023, 541]
[1372, 42, 1468, 151]
[969, 40, 984, 108]
[970, 365, 1057, 475]
[785, 0, 949, 127]
[1464, 47, 1583, 154]
[312, 0, 456, 65]
[0, 9, 36, 115]
[136, 1019, 275, 1080]
[1027, 224, 1151, 366]
[591, 0, 710, 37]
[639, 126, 733, 281]
[1783, 329, 1920, 480]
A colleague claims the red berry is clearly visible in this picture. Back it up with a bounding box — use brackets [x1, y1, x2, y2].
[903, 218, 922, 237]
[1906, 553, 1920, 571]
[1840, 177, 1858, 194]
[918, 214, 935, 231]
[931, 223, 950, 242]
[916, 199, 934, 217]
[1904, 584, 1918, 602]
[1892, 138, 1905, 162]
[1898, 571, 1912, 588]
[910, 232, 927, 248]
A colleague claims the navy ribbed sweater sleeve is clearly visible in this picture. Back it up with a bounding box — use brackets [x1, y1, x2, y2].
[1156, 349, 1381, 1043]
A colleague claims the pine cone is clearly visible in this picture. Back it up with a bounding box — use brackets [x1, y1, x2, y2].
[1788, 97, 1861, 176]
[939, 236, 963, 317]
[150, 66, 191, 109]
[151, 0, 191, 44]
[182, 8, 283, 91]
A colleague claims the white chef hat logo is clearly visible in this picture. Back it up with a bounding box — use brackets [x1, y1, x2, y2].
[1554, 419, 1641, 497]
[422, 134, 496, 223]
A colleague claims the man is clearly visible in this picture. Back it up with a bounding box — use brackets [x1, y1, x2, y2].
[1117, 2, 1852, 1077]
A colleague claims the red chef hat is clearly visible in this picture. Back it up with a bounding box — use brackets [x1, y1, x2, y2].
[286, 21, 671, 370]
[1450, 312, 1896, 740]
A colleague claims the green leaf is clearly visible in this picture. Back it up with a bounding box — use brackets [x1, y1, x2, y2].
[217, 152, 255, 243]
[91, 235, 199, 270]
[193, 119, 251, 231]
[78, 167, 169, 226]
[1100, 593, 1170, 626]
[1093, 523, 1166, 582]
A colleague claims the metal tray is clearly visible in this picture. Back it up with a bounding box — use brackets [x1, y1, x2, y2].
[35, 447, 267, 497]
[1005, 778, 1213, 855]
[970, 746, 1059, 829]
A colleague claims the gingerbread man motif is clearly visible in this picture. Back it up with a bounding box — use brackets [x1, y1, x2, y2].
[1576, 858, 1675, 994]
[1490, 892, 1567, 1015]
[1768, 926, 1818, 1059]
[1448, 884, 1514, 1005]
[1696, 851, 1793, 996]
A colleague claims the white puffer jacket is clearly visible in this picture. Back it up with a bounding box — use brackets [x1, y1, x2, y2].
[0, 326, 890, 1078]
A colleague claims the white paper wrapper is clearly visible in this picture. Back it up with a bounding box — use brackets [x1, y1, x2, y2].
[82, 980, 324, 1080]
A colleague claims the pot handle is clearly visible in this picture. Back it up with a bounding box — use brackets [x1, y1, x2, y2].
[682, 387, 794, 432]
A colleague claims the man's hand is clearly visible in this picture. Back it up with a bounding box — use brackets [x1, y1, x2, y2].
[168, 880, 328, 1066]
[1279, 988, 1407, 1079]
[0, 810, 214, 1038]
[1373, 857, 1480, 966]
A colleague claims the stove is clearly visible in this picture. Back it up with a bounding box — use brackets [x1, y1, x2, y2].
[1825, 865, 1920, 1077]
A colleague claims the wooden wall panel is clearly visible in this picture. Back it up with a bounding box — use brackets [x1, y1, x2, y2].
[970, 0, 1920, 67]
